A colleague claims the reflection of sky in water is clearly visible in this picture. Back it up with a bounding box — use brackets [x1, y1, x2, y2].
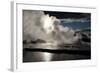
[60, 19, 90, 30]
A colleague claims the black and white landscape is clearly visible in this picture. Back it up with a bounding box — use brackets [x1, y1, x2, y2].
[23, 10, 91, 62]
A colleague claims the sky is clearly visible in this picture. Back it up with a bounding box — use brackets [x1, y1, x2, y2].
[44, 11, 91, 19]
[44, 11, 91, 30]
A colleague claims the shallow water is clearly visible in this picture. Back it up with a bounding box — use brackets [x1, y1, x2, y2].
[23, 45, 91, 62]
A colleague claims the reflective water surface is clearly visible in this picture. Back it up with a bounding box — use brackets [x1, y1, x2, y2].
[23, 43, 91, 62]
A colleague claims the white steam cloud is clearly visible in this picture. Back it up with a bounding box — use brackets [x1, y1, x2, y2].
[23, 10, 81, 46]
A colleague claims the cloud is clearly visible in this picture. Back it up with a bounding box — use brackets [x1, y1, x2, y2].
[23, 10, 81, 46]
[60, 18, 89, 23]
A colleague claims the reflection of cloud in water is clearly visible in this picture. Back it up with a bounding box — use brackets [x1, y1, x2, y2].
[42, 52, 53, 61]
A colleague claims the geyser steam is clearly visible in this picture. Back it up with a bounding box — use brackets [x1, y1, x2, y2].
[40, 14, 55, 34]
[23, 10, 81, 47]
